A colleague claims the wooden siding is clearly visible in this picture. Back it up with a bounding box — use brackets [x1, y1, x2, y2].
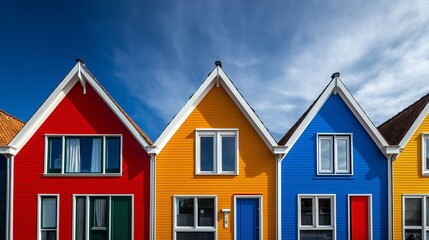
[281, 94, 388, 239]
[12, 82, 150, 239]
[155, 85, 276, 239]
[393, 114, 429, 240]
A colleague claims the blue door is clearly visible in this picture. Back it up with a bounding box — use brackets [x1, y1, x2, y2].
[236, 198, 260, 240]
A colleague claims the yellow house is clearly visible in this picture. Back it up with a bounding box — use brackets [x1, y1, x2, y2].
[147, 61, 286, 240]
[379, 93, 429, 240]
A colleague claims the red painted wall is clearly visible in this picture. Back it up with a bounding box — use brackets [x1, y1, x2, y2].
[13, 81, 150, 239]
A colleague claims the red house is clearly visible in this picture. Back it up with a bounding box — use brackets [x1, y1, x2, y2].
[7, 60, 152, 240]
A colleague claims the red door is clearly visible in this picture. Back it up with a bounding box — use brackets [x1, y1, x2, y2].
[350, 196, 370, 240]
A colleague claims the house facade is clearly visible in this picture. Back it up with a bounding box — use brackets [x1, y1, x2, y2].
[148, 62, 285, 240]
[278, 74, 398, 240]
[379, 93, 429, 240]
[6, 62, 152, 240]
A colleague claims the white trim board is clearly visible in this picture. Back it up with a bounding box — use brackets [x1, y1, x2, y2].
[280, 77, 397, 158]
[151, 66, 281, 155]
[8, 62, 151, 155]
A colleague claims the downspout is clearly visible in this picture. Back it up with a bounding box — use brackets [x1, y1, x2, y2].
[148, 149, 157, 240]
[388, 154, 396, 240]
[6, 154, 14, 240]
[276, 154, 283, 240]
[5, 155, 10, 240]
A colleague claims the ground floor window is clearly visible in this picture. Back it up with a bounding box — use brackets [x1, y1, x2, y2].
[403, 195, 429, 240]
[74, 195, 132, 240]
[38, 195, 59, 240]
[298, 194, 335, 240]
[174, 196, 217, 240]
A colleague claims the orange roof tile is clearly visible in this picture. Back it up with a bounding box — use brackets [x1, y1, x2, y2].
[0, 109, 25, 146]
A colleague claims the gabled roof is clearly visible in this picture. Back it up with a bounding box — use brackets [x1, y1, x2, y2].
[150, 64, 285, 155]
[378, 92, 429, 147]
[0, 109, 24, 147]
[278, 75, 394, 157]
[8, 61, 152, 155]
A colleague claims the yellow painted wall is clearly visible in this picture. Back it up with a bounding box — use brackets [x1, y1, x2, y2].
[155, 84, 276, 239]
[393, 114, 429, 239]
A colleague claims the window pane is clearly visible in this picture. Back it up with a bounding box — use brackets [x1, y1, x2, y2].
[65, 137, 102, 173]
[200, 137, 214, 172]
[42, 197, 57, 229]
[48, 138, 62, 173]
[75, 197, 86, 240]
[198, 198, 214, 226]
[405, 198, 422, 226]
[336, 138, 349, 172]
[221, 136, 236, 172]
[320, 138, 332, 172]
[177, 198, 194, 226]
[93, 198, 107, 228]
[405, 230, 422, 240]
[41, 230, 57, 240]
[318, 198, 331, 226]
[426, 138, 429, 170]
[106, 137, 120, 173]
[300, 198, 313, 226]
[177, 232, 214, 240]
[300, 230, 333, 239]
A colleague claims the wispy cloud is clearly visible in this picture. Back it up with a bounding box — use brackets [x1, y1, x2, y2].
[110, 0, 429, 141]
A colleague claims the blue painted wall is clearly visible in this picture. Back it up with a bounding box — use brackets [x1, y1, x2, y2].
[281, 94, 388, 239]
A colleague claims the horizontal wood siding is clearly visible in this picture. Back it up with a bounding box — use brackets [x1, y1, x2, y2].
[281, 94, 388, 239]
[13, 82, 150, 239]
[393, 114, 429, 240]
[156, 85, 276, 239]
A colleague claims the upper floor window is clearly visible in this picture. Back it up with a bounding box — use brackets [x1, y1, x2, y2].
[403, 195, 429, 239]
[317, 134, 352, 175]
[298, 195, 335, 240]
[196, 130, 238, 175]
[422, 135, 429, 175]
[45, 135, 121, 175]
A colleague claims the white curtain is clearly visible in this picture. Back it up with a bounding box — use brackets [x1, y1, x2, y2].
[66, 138, 81, 172]
[91, 138, 102, 172]
[94, 198, 106, 227]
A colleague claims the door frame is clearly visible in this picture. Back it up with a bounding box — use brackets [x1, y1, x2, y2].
[234, 195, 263, 240]
[348, 194, 372, 240]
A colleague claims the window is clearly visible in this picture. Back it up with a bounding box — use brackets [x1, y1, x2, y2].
[38, 195, 58, 240]
[74, 195, 132, 240]
[403, 195, 429, 240]
[45, 135, 121, 175]
[196, 130, 238, 175]
[174, 196, 216, 240]
[422, 135, 429, 175]
[298, 195, 335, 240]
[318, 134, 352, 175]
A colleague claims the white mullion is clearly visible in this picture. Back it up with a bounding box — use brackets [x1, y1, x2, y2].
[218, 133, 222, 174]
[103, 136, 106, 174]
[215, 133, 220, 174]
[194, 197, 198, 228]
[86, 197, 90, 240]
[109, 196, 112, 240]
[62, 136, 65, 174]
[315, 196, 319, 227]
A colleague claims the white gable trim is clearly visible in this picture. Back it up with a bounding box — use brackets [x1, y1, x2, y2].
[8, 62, 150, 155]
[281, 77, 393, 158]
[398, 102, 429, 148]
[151, 66, 279, 155]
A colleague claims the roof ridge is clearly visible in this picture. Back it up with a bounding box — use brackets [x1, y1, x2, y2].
[0, 109, 25, 124]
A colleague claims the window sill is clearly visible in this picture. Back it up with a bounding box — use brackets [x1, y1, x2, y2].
[43, 173, 122, 177]
[313, 176, 354, 180]
[196, 172, 238, 176]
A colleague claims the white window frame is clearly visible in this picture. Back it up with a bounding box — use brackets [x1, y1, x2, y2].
[44, 134, 123, 176]
[195, 129, 238, 175]
[317, 134, 353, 175]
[402, 195, 429, 240]
[347, 194, 373, 240]
[38, 194, 59, 240]
[72, 194, 134, 240]
[297, 194, 336, 240]
[173, 195, 217, 240]
[233, 195, 263, 240]
[421, 134, 429, 176]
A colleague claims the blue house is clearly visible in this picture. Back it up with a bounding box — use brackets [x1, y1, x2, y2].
[278, 73, 398, 240]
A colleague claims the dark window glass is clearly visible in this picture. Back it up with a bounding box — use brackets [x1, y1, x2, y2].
[106, 137, 120, 173]
[177, 198, 194, 226]
[405, 198, 422, 226]
[300, 198, 313, 226]
[200, 137, 214, 172]
[48, 138, 62, 173]
[221, 137, 236, 172]
[198, 198, 214, 226]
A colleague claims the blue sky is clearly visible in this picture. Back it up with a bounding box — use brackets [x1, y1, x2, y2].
[2, 0, 429, 141]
